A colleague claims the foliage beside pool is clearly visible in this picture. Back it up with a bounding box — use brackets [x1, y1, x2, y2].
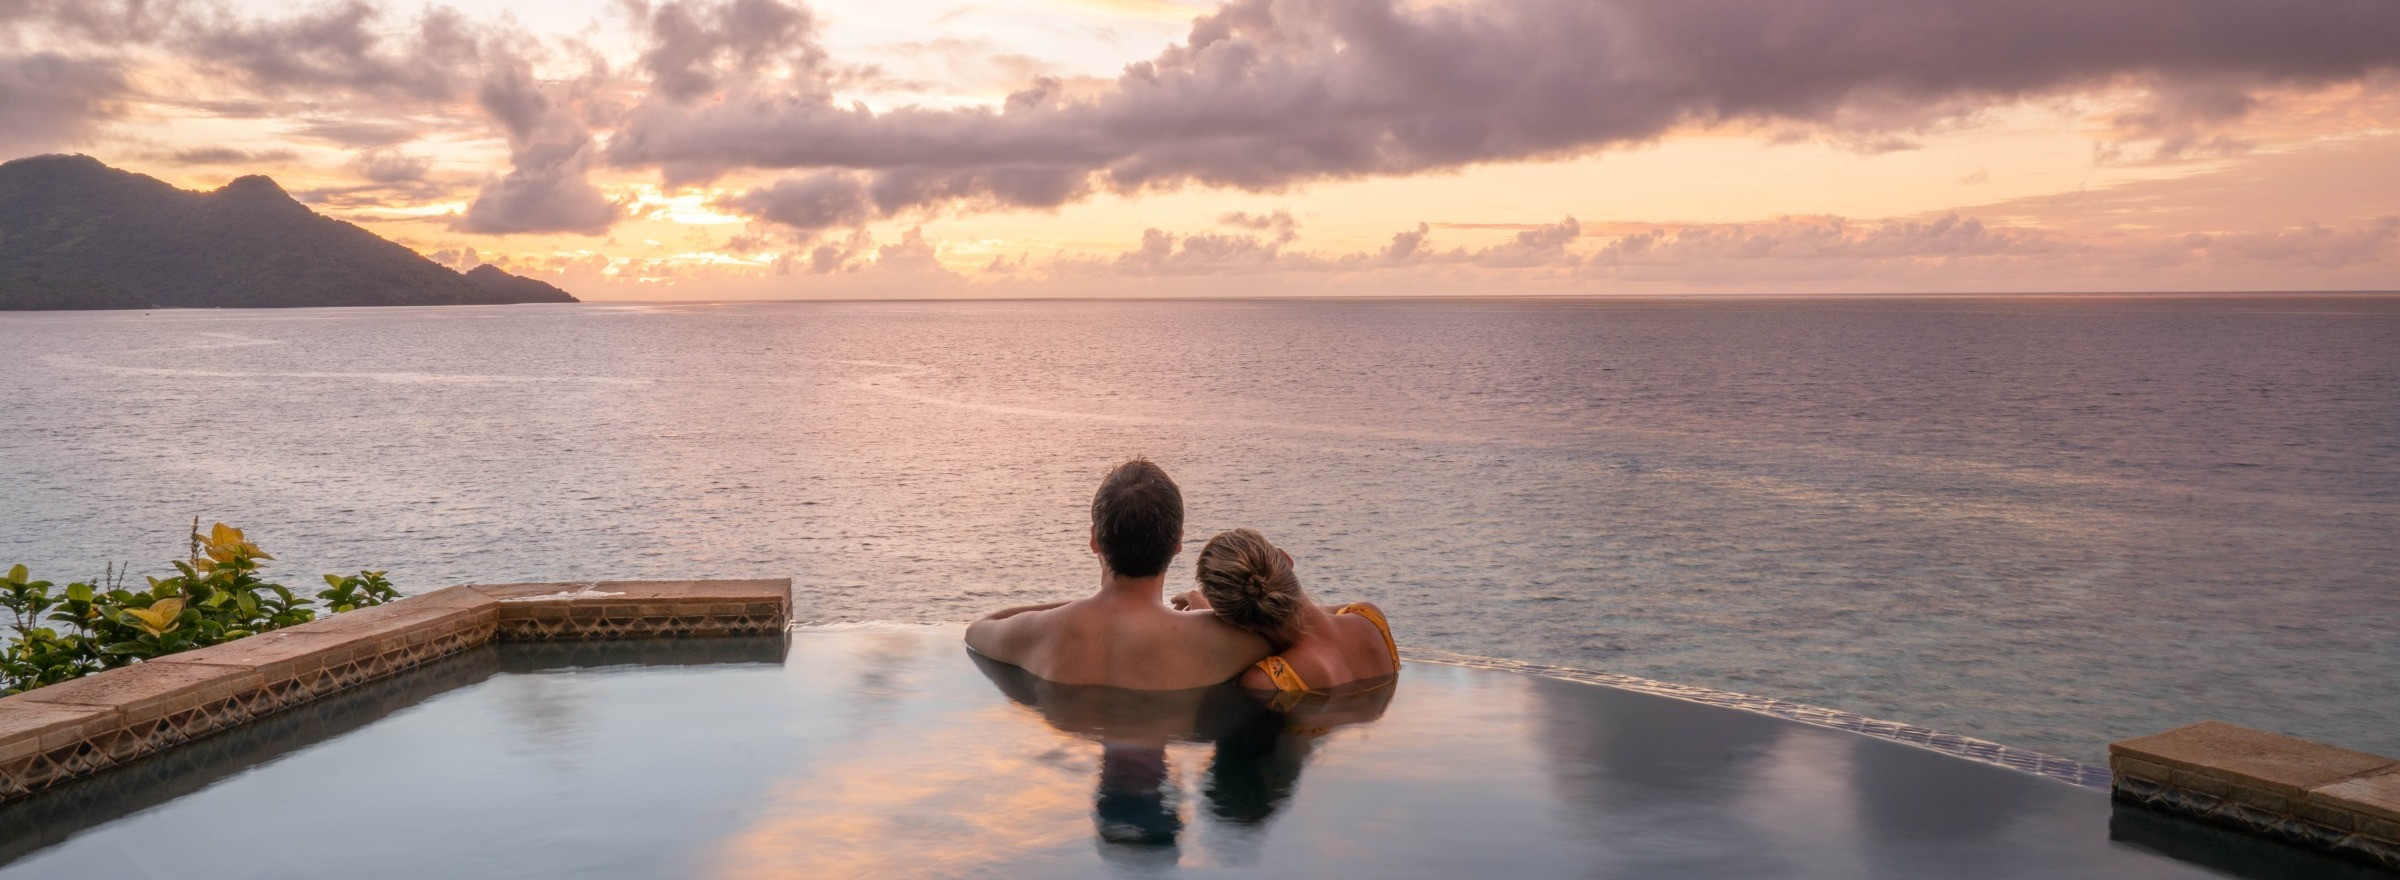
[2, 523, 398, 694]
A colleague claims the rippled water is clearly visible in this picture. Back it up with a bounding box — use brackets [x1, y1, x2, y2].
[2, 295, 2394, 759]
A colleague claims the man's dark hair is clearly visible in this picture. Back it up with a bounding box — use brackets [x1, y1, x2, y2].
[1091, 458, 1183, 578]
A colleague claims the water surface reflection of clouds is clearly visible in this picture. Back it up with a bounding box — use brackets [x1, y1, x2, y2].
[695, 630, 2302, 879]
[1, 629, 2359, 879]
[712, 629, 1400, 878]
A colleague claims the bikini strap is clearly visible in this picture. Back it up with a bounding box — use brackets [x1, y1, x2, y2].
[1255, 655, 1311, 694]
[1337, 602, 1399, 666]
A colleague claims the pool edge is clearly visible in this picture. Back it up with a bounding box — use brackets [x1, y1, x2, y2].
[0, 579, 792, 804]
[1397, 646, 2113, 790]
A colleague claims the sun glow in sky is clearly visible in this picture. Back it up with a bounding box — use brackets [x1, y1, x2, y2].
[6, 0, 2398, 298]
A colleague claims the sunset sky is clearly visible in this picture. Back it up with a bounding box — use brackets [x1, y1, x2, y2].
[5, 0, 2398, 299]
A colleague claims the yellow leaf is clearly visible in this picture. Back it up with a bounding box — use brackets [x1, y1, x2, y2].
[123, 598, 185, 636]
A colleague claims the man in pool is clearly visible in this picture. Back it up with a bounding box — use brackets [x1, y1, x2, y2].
[965, 458, 1271, 690]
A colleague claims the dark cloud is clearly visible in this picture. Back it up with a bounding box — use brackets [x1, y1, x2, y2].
[354, 150, 431, 182]
[1219, 209, 1299, 242]
[634, 0, 824, 103]
[0, 53, 131, 157]
[455, 51, 617, 235]
[428, 246, 483, 270]
[782, 228, 944, 275]
[1379, 223, 1431, 263]
[1588, 214, 2066, 267]
[1115, 227, 1289, 273]
[809, 239, 854, 274]
[1471, 217, 1582, 268]
[717, 162, 1088, 232]
[14, 0, 2400, 242]
[616, 0, 2400, 230]
[8, 0, 612, 234]
[723, 172, 873, 230]
[151, 145, 300, 165]
[1098, 214, 1583, 276]
[2170, 216, 2400, 269]
[0, 0, 187, 46]
[874, 226, 945, 273]
[188, 1, 482, 102]
[1079, 210, 2399, 286]
[286, 118, 420, 147]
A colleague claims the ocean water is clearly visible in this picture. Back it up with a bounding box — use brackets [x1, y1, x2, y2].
[1, 295, 2393, 759]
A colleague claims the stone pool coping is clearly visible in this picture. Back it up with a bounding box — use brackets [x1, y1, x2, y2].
[0, 579, 789, 804]
[1400, 647, 2114, 789]
[2110, 721, 2400, 871]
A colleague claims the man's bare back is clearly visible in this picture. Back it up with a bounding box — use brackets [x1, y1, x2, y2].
[967, 582, 1269, 690]
[964, 458, 1269, 690]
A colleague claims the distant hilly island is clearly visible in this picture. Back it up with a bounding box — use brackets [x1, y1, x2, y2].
[0, 154, 576, 310]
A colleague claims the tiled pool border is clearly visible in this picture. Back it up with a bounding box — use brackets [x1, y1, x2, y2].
[0, 579, 789, 804]
[1398, 647, 2114, 789]
[2110, 721, 2400, 871]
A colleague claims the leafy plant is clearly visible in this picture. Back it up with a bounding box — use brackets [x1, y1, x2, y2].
[1, 565, 97, 691]
[318, 571, 399, 613]
[0, 522, 400, 694]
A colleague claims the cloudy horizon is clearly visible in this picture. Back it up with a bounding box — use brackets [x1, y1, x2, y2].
[6, 0, 2398, 299]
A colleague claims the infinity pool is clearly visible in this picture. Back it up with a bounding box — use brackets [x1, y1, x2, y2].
[0, 627, 2372, 879]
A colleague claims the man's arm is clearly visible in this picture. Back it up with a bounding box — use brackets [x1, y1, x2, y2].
[963, 600, 1068, 665]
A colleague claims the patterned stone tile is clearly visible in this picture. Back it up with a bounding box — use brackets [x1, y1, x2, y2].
[162, 630, 361, 679]
[0, 578, 788, 805]
[481, 579, 789, 641]
[0, 702, 117, 766]
[10, 662, 258, 727]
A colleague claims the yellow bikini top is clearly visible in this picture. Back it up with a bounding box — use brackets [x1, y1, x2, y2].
[1254, 603, 1399, 696]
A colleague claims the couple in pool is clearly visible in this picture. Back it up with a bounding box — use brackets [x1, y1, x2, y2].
[966, 458, 1399, 695]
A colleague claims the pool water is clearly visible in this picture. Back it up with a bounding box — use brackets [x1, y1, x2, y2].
[0, 628, 2374, 879]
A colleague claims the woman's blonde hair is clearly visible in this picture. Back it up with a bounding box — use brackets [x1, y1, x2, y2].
[1195, 528, 1307, 650]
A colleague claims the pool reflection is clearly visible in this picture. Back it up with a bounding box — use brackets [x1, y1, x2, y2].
[969, 651, 1396, 868]
[2, 629, 2330, 880]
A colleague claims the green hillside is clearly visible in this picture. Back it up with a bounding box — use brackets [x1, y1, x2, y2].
[0, 155, 577, 310]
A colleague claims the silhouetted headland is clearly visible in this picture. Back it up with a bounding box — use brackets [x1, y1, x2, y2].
[0, 154, 577, 310]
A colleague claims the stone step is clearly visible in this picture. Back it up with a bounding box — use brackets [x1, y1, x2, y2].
[2112, 720, 2400, 871]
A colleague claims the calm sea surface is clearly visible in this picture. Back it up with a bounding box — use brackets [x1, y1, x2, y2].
[2, 296, 2394, 759]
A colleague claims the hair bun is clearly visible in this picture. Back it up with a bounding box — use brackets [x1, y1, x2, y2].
[1193, 528, 1307, 649]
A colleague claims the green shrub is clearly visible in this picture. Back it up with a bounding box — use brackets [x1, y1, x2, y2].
[1, 522, 399, 695]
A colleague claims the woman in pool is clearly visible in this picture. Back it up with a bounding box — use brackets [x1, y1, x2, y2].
[1174, 528, 1399, 695]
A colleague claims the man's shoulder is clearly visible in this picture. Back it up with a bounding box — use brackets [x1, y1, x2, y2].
[1167, 607, 1253, 640]
[1166, 608, 1272, 664]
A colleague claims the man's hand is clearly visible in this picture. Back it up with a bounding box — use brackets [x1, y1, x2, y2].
[1170, 590, 1210, 611]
